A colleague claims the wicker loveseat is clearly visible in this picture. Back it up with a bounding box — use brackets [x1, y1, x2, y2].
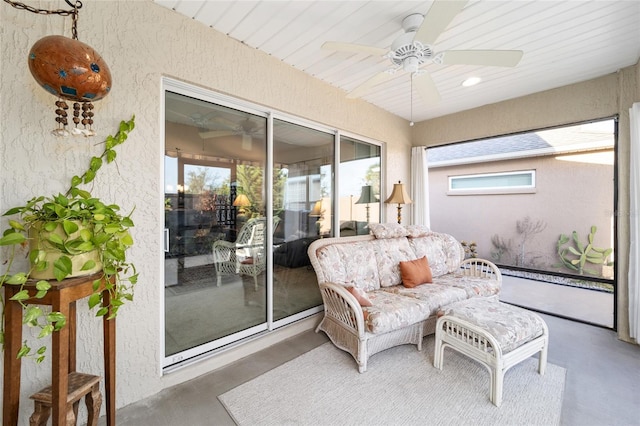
[307, 223, 502, 373]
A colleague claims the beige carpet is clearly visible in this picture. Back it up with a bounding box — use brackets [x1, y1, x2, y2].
[219, 338, 565, 426]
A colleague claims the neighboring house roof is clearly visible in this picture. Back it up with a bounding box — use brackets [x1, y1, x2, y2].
[428, 123, 614, 167]
[428, 133, 549, 163]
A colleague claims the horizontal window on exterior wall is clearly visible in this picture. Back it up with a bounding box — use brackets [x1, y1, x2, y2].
[448, 170, 536, 195]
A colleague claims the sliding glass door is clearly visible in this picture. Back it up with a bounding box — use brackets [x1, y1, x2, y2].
[339, 136, 381, 236]
[164, 91, 268, 362]
[272, 119, 332, 321]
[162, 79, 383, 368]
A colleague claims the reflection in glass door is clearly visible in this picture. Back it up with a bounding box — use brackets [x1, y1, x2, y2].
[339, 136, 382, 236]
[272, 119, 332, 321]
[162, 81, 384, 368]
[164, 90, 267, 362]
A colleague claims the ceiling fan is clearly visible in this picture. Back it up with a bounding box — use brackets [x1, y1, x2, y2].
[322, 0, 523, 104]
[199, 116, 263, 151]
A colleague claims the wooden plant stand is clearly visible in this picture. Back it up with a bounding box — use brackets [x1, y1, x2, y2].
[29, 372, 102, 426]
[2, 273, 116, 426]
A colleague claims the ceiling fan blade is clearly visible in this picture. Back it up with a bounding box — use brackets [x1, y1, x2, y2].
[440, 50, 523, 67]
[169, 110, 196, 122]
[199, 130, 236, 139]
[210, 116, 238, 130]
[347, 71, 395, 99]
[322, 41, 388, 57]
[413, 72, 441, 104]
[414, 0, 468, 45]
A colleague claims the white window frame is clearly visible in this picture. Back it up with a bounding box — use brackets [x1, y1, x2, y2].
[160, 77, 386, 372]
[448, 170, 536, 195]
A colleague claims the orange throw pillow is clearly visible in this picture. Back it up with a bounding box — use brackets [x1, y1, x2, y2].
[346, 286, 373, 307]
[399, 256, 433, 288]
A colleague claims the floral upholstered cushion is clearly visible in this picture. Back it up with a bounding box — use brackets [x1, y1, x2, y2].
[314, 241, 380, 291]
[405, 224, 431, 238]
[382, 284, 468, 317]
[432, 273, 501, 298]
[408, 232, 465, 277]
[440, 233, 466, 273]
[362, 291, 430, 334]
[439, 298, 546, 353]
[408, 234, 447, 277]
[368, 223, 409, 239]
[371, 238, 415, 287]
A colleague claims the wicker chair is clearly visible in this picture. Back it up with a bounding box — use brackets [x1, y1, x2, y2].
[212, 217, 280, 289]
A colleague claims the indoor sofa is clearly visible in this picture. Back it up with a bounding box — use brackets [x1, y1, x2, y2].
[307, 223, 502, 372]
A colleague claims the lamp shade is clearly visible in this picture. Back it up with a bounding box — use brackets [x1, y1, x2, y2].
[233, 194, 251, 207]
[384, 181, 412, 205]
[356, 185, 378, 204]
[309, 200, 323, 217]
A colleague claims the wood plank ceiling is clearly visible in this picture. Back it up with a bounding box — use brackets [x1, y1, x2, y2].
[153, 0, 640, 123]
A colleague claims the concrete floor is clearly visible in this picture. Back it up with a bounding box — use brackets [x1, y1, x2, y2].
[114, 313, 640, 426]
[500, 275, 614, 328]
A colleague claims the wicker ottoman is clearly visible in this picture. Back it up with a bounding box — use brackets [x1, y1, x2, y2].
[434, 298, 548, 407]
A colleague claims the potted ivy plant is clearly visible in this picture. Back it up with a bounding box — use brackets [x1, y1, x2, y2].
[0, 116, 138, 362]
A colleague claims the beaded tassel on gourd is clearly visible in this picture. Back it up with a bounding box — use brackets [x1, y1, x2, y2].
[53, 99, 69, 137]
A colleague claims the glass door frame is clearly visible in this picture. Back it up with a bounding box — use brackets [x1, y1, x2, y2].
[161, 78, 272, 369]
[161, 77, 385, 371]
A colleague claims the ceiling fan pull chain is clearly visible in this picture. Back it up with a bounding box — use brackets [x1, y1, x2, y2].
[409, 75, 414, 127]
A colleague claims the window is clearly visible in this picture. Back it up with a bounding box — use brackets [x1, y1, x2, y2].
[448, 170, 535, 194]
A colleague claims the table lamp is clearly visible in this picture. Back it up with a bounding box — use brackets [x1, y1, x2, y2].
[356, 185, 378, 223]
[309, 200, 323, 235]
[233, 194, 251, 216]
[384, 181, 412, 224]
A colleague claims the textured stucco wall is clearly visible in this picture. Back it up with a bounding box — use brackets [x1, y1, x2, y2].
[1, 1, 410, 422]
[2, 0, 637, 421]
[429, 151, 615, 272]
[413, 63, 640, 343]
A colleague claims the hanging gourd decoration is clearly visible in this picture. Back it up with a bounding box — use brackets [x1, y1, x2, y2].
[28, 34, 112, 137]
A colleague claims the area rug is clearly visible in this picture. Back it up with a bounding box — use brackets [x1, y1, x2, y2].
[165, 264, 222, 295]
[219, 338, 565, 426]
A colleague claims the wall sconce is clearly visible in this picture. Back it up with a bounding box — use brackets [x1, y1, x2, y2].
[384, 181, 412, 224]
[233, 193, 251, 216]
[355, 185, 378, 223]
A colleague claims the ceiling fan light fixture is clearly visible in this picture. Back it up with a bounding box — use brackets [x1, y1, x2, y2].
[403, 56, 420, 73]
[462, 77, 482, 87]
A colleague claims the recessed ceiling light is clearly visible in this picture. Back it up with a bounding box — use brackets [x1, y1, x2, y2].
[462, 77, 481, 87]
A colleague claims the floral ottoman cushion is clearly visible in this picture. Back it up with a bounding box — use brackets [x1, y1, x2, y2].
[439, 298, 546, 353]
